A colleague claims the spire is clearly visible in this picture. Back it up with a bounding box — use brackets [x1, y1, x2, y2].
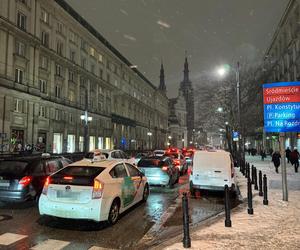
[159, 60, 166, 92]
[183, 51, 190, 82]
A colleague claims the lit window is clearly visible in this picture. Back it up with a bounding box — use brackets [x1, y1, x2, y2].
[17, 12, 26, 31]
[15, 68, 24, 84]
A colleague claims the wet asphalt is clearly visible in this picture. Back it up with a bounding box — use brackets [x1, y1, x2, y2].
[0, 175, 237, 249]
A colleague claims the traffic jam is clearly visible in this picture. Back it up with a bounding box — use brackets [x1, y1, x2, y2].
[0, 147, 237, 248]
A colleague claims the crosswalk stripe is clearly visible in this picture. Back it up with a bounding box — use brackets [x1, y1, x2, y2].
[0, 233, 27, 245]
[30, 239, 70, 250]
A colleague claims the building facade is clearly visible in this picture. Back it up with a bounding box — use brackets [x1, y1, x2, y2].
[262, 0, 300, 150]
[0, 0, 168, 153]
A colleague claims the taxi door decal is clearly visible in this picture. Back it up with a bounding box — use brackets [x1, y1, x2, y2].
[121, 176, 135, 207]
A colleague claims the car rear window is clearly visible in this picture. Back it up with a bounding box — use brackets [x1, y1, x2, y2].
[50, 166, 105, 186]
[0, 161, 29, 176]
[138, 159, 163, 168]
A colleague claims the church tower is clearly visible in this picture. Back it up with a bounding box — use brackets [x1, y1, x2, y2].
[159, 62, 167, 93]
[179, 54, 195, 145]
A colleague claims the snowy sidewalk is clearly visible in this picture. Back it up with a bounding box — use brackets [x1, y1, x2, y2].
[158, 156, 300, 250]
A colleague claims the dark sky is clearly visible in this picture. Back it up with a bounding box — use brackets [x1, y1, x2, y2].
[66, 0, 289, 97]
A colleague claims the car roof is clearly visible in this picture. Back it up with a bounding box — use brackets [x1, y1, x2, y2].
[68, 159, 125, 168]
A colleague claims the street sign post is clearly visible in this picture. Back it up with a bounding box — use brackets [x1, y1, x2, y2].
[263, 81, 300, 202]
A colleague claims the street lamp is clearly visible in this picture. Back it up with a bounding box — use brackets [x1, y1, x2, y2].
[80, 111, 93, 154]
[182, 138, 185, 148]
[147, 131, 152, 150]
[216, 62, 243, 161]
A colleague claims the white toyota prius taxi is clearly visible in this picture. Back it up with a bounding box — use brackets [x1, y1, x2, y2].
[39, 157, 149, 225]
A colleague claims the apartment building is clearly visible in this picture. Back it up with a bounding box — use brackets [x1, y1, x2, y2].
[0, 0, 168, 153]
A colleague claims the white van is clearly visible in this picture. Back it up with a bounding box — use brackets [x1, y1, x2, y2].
[189, 150, 236, 194]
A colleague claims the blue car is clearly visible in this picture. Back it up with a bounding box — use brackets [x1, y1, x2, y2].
[138, 156, 179, 188]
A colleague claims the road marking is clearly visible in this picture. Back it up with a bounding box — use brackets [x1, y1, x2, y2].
[0, 233, 27, 245]
[30, 239, 70, 250]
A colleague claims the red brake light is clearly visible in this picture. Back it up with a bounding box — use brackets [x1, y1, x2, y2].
[92, 179, 104, 199]
[162, 166, 168, 171]
[19, 176, 32, 187]
[42, 176, 51, 195]
[63, 176, 73, 180]
[174, 159, 180, 165]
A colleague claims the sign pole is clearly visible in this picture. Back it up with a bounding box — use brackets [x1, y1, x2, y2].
[279, 132, 288, 201]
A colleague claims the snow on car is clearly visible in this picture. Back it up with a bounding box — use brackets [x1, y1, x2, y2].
[39, 158, 149, 225]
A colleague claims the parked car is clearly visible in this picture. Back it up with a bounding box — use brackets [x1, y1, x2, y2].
[84, 149, 135, 165]
[0, 154, 71, 202]
[39, 159, 149, 225]
[164, 152, 187, 175]
[189, 150, 236, 194]
[138, 156, 179, 187]
[133, 153, 148, 165]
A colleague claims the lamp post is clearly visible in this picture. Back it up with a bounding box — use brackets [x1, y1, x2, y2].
[80, 112, 92, 154]
[80, 88, 92, 154]
[168, 135, 172, 147]
[217, 62, 243, 161]
[147, 131, 152, 150]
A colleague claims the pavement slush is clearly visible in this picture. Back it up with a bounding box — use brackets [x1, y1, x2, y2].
[157, 155, 300, 250]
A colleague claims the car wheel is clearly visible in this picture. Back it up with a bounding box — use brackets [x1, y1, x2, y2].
[142, 184, 149, 202]
[108, 199, 120, 225]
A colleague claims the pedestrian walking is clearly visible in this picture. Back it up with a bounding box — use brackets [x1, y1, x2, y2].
[290, 148, 299, 173]
[261, 149, 266, 161]
[285, 147, 291, 163]
[269, 148, 273, 156]
[272, 151, 281, 173]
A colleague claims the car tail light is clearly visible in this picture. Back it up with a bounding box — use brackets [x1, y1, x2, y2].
[19, 176, 33, 187]
[162, 166, 168, 171]
[63, 176, 73, 180]
[174, 159, 180, 166]
[92, 179, 104, 199]
[42, 176, 51, 195]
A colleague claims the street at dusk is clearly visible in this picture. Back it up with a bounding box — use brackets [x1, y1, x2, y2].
[0, 0, 299, 249]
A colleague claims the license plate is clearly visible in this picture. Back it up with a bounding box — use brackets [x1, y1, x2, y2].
[57, 191, 78, 199]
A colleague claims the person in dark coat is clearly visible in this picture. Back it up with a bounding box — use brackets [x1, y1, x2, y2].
[285, 147, 291, 163]
[290, 148, 299, 173]
[272, 151, 281, 173]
